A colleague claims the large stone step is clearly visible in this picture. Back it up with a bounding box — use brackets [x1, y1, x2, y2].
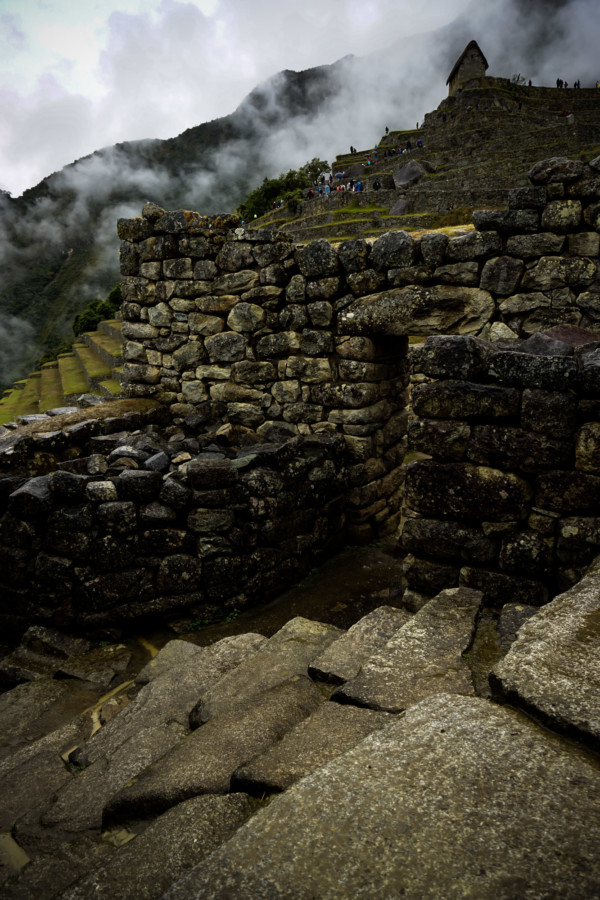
[162, 694, 600, 900]
[490, 553, 600, 751]
[332, 587, 482, 712]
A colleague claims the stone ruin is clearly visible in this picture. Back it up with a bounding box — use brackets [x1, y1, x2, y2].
[0, 155, 599, 898]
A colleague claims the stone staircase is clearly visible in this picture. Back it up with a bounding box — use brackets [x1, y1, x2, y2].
[0, 320, 124, 425]
[0, 561, 599, 897]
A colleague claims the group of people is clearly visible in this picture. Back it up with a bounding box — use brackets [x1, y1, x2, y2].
[556, 78, 583, 88]
[306, 179, 365, 198]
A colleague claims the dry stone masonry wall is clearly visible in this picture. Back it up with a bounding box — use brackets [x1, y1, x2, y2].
[403, 329, 600, 607]
[0, 156, 599, 631]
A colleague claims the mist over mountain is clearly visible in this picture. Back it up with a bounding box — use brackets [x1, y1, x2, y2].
[0, 0, 596, 388]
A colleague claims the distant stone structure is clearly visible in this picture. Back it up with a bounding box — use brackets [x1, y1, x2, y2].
[446, 40, 489, 96]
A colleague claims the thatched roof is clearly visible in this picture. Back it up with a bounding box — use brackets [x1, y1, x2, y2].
[446, 40, 489, 85]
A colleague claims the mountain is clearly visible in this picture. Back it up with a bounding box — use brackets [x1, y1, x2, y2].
[0, 0, 596, 389]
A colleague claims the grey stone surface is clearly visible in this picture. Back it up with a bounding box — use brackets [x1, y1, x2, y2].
[56, 644, 132, 689]
[339, 285, 494, 337]
[104, 676, 323, 823]
[232, 702, 391, 793]
[192, 617, 341, 725]
[135, 639, 210, 684]
[0, 748, 72, 829]
[61, 794, 256, 900]
[308, 606, 409, 684]
[2, 836, 112, 900]
[491, 555, 600, 749]
[0, 680, 98, 761]
[163, 694, 600, 900]
[333, 587, 481, 712]
[71, 632, 266, 769]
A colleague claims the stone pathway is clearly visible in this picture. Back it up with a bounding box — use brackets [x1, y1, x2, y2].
[0, 564, 599, 898]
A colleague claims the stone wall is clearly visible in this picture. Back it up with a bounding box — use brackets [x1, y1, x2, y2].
[0, 430, 348, 632]
[402, 330, 600, 607]
[1, 155, 599, 631]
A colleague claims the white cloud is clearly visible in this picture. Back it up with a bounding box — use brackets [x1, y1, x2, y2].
[0, 0, 473, 195]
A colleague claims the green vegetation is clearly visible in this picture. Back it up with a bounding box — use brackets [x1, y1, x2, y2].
[35, 283, 122, 368]
[237, 158, 329, 221]
[73, 284, 122, 337]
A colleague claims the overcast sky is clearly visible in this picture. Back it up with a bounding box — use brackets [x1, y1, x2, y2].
[0, 0, 476, 197]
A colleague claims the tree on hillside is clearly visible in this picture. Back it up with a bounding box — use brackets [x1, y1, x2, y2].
[72, 283, 122, 336]
[237, 158, 329, 221]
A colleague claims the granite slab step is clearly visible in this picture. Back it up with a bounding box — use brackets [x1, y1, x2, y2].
[60, 794, 256, 900]
[308, 605, 410, 685]
[103, 676, 323, 825]
[11, 635, 266, 853]
[332, 586, 482, 712]
[190, 617, 342, 726]
[490, 553, 600, 750]
[70, 634, 267, 770]
[231, 701, 391, 795]
[163, 694, 600, 900]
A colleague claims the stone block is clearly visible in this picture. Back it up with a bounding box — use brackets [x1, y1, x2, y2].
[232, 703, 391, 795]
[337, 239, 370, 273]
[339, 285, 494, 337]
[508, 186, 547, 209]
[402, 553, 459, 594]
[529, 158, 585, 184]
[333, 587, 481, 712]
[505, 232, 565, 257]
[541, 199, 582, 232]
[575, 422, 600, 471]
[295, 240, 339, 278]
[204, 331, 247, 363]
[466, 424, 571, 471]
[192, 617, 341, 725]
[105, 677, 322, 825]
[535, 469, 600, 513]
[412, 381, 520, 419]
[521, 255, 597, 290]
[459, 566, 547, 606]
[407, 418, 470, 460]
[433, 261, 479, 285]
[499, 529, 553, 577]
[370, 231, 414, 270]
[405, 460, 532, 521]
[480, 256, 524, 295]
[309, 607, 409, 684]
[401, 516, 496, 563]
[416, 334, 494, 380]
[445, 230, 502, 260]
[489, 350, 578, 390]
[491, 555, 600, 749]
[557, 517, 600, 564]
[521, 388, 577, 437]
